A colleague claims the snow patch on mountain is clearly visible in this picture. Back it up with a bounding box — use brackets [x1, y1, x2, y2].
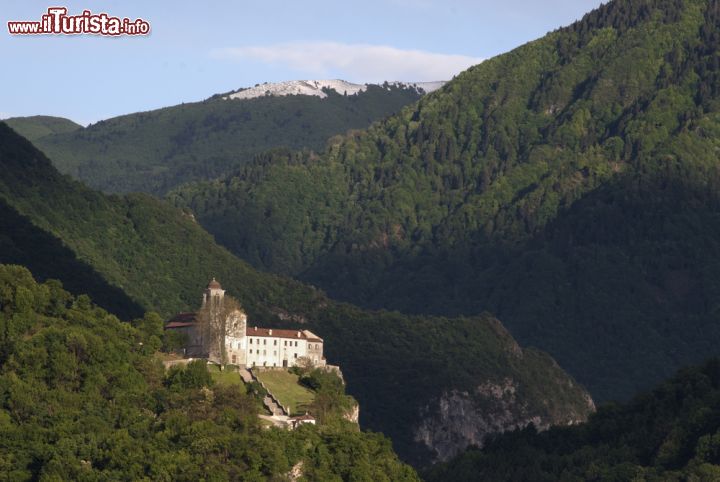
[224, 79, 445, 100]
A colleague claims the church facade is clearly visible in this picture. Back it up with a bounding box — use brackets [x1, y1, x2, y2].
[165, 279, 326, 368]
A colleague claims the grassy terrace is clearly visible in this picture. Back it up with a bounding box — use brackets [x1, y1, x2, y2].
[255, 370, 315, 415]
[208, 365, 243, 386]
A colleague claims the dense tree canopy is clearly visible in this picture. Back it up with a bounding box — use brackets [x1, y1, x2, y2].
[0, 264, 419, 480]
[168, 0, 720, 403]
[425, 358, 720, 481]
[7, 0, 719, 467]
[0, 122, 592, 463]
[2, 115, 81, 142]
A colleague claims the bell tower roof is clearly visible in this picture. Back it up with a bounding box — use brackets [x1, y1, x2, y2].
[207, 277, 222, 290]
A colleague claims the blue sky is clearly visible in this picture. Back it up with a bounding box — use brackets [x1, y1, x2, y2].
[2, 0, 604, 125]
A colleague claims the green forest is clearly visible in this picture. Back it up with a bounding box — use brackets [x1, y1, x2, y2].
[0, 264, 418, 480]
[5, 0, 720, 477]
[168, 0, 720, 403]
[425, 358, 720, 481]
[8, 84, 423, 195]
[0, 122, 593, 464]
[1, 115, 81, 142]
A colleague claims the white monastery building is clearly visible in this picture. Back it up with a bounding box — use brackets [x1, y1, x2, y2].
[165, 279, 326, 368]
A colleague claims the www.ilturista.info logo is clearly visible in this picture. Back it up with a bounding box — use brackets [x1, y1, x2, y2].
[7, 7, 150, 36]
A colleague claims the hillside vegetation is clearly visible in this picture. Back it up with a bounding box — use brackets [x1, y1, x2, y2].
[425, 358, 720, 481]
[20, 84, 423, 195]
[0, 198, 143, 320]
[0, 264, 419, 480]
[4, 115, 81, 142]
[255, 370, 316, 415]
[0, 122, 593, 463]
[169, 0, 720, 402]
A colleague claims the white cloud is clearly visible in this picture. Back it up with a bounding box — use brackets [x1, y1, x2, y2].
[0, 112, 12, 120]
[211, 42, 483, 82]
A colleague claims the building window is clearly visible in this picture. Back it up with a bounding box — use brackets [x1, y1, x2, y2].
[249, 349, 253, 354]
[274, 340, 277, 346]
[294, 353, 298, 358]
[249, 338, 253, 344]
[263, 349, 266, 355]
[263, 339, 267, 345]
[294, 341, 298, 347]
[284, 341, 287, 346]
[273, 350, 276, 355]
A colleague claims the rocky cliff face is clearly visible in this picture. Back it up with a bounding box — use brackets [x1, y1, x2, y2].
[343, 404, 360, 424]
[414, 378, 595, 462]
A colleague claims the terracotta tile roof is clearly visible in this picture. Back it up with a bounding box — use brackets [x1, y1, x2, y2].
[165, 312, 198, 330]
[302, 330, 323, 343]
[207, 278, 222, 289]
[165, 321, 196, 329]
[290, 413, 316, 421]
[164, 312, 323, 343]
[246, 326, 323, 342]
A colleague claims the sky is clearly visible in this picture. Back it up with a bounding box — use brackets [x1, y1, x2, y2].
[1, 0, 604, 125]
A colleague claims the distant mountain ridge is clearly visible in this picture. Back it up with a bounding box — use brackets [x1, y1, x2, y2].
[9, 81, 429, 195]
[222, 79, 446, 100]
[3, 115, 82, 141]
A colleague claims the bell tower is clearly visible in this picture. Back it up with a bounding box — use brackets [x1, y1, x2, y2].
[202, 277, 225, 308]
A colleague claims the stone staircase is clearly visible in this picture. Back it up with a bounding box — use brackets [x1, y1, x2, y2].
[263, 395, 285, 416]
[238, 368, 253, 383]
[241, 367, 289, 416]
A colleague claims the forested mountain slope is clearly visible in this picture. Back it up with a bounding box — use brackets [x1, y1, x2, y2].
[19, 83, 424, 195]
[169, 0, 720, 402]
[0, 198, 143, 320]
[0, 264, 419, 480]
[4, 115, 82, 142]
[0, 122, 593, 463]
[425, 358, 720, 481]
